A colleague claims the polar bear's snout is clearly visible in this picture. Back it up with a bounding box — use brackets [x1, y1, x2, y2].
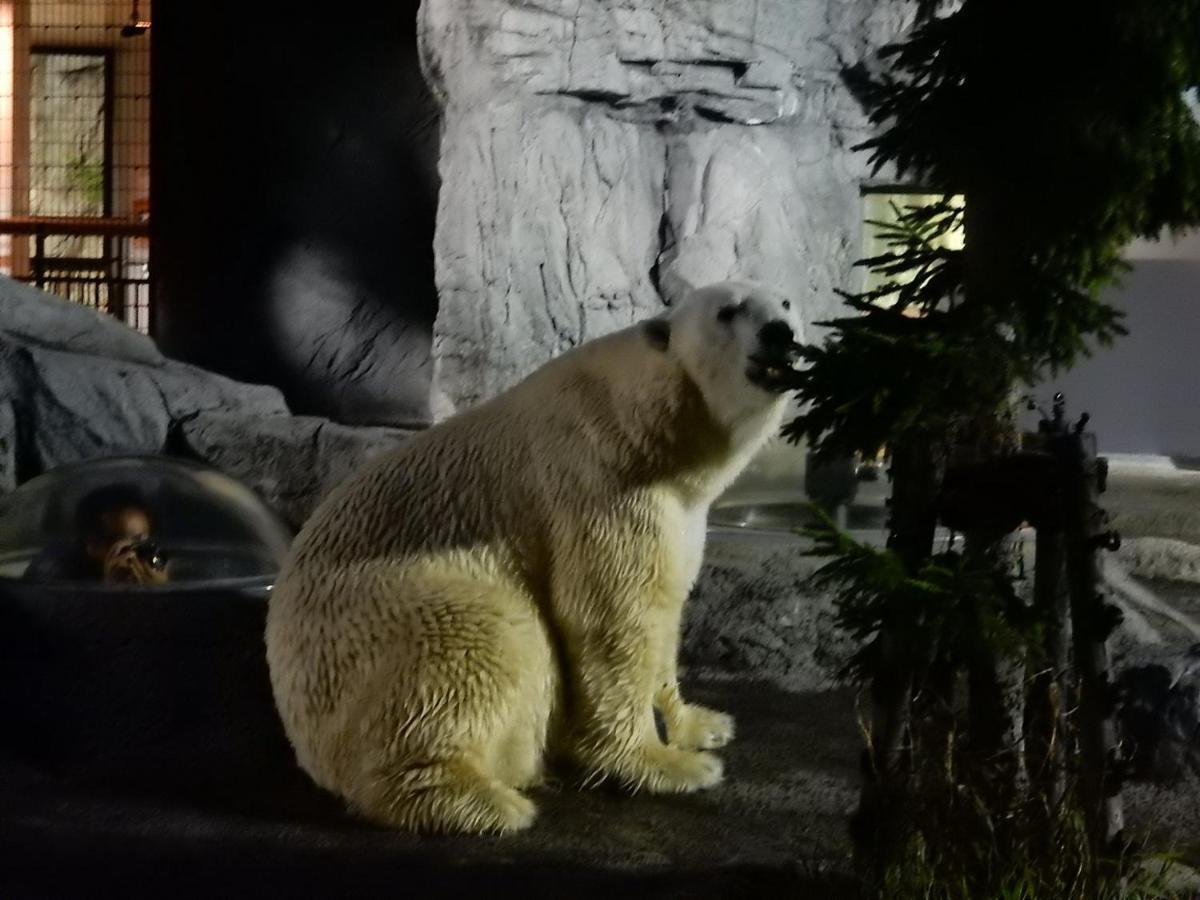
[747, 319, 800, 394]
[757, 320, 797, 354]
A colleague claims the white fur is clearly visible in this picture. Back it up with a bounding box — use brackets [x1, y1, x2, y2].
[265, 281, 801, 834]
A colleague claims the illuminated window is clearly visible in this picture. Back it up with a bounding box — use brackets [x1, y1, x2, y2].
[862, 189, 965, 309]
[30, 49, 110, 256]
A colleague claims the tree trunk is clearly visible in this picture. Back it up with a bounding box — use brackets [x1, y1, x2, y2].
[1061, 430, 1125, 860]
[852, 432, 943, 864]
[1024, 525, 1069, 830]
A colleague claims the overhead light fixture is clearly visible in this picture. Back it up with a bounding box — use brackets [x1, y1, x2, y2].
[120, 0, 150, 38]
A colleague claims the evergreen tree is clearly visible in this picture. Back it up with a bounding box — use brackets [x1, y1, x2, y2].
[784, 0, 1200, 886]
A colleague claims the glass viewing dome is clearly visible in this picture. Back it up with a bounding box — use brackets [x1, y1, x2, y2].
[0, 455, 293, 590]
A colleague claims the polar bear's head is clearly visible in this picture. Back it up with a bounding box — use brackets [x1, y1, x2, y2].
[644, 281, 803, 433]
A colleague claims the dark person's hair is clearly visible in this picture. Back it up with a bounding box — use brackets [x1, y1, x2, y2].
[74, 484, 153, 538]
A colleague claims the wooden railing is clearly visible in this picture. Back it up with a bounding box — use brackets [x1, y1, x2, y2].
[0, 215, 151, 333]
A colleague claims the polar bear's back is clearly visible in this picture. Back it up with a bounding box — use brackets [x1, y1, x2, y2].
[295, 410, 538, 564]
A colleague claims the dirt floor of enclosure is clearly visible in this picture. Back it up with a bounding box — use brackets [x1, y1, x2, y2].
[0, 680, 864, 899]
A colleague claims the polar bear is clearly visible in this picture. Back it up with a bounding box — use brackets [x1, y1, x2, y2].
[265, 281, 802, 834]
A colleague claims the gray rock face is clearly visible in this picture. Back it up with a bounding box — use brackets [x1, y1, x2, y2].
[2, 338, 174, 473]
[1106, 549, 1200, 785]
[177, 411, 414, 529]
[430, 103, 665, 414]
[1, 336, 293, 476]
[418, 0, 915, 415]
[0, 280, 290, 482]
[685, 529, 847, 693]
[151, 360, 288, 423]
[0, 276, 414, 525]
[685, 523, 1200, 797]
[0, 274, 162, 366]
[265, 242, 436, 428]
[0, 401, 14, 494]
[1117, 657, 1200, 783]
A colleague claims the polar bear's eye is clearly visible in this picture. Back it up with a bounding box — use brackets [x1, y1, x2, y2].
[717, 305, 738, 324]
[782, 300, 791, 311]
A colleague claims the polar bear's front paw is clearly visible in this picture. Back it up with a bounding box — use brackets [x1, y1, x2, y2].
[629, 743, 724, 794]
[670, 704, 736, 751]
[485, 784, 538, 833]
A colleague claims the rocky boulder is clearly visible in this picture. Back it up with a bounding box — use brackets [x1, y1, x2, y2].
[0, 273, 162, 366]
[1106, 538, 1200, 785]
[685, 524, 1200, 798]
[685, 529, 847, 693]
[176, 411, 413, 530]
[1117, 657, 1200, 783]
[0, 277, 413, 521]
[0, 280, 287, 490]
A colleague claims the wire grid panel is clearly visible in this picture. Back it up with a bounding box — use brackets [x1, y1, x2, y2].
[0, 0, 151, 331]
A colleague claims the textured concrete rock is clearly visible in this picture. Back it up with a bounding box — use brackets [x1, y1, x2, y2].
[0, 279, 415, 531]
[150, 360, 289, 423]
[265, 241, 436, 428]
[1117, 657, 1200, 783]
[1107, 550, 1200, 786]
[0, 274, 162, 366]
[1117, 536, 1200, 584]
[0, 401, 14, 494]
[419, 0, 916, 415]
[0, 326, 289, 480]
[1, 337, 173, 473]
[177, 411, 414, 529]
[0, 278, 293, 463]
[688, 519, 1200, 799]
[657, 124, 865, 326]
[421, 0, 914, 125]
[430, 103, 665, 412]
[1103, 486, 1200, 786]
[685, 529, 850, 693]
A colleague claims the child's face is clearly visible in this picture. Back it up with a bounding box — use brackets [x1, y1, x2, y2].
[85, 506, 152, 562]
[87, 506, 168, 585]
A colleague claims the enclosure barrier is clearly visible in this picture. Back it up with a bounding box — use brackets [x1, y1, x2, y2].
[0, 215, 151, 334]
[938, 394, 1126, 859]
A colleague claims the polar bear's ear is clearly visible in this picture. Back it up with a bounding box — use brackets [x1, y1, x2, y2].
[642, 318, 671, 352]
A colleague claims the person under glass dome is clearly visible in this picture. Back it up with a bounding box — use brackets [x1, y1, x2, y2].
[22, 483, 169, 585]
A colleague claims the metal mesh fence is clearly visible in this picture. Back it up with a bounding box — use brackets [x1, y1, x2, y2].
[0, 0, 150, 332]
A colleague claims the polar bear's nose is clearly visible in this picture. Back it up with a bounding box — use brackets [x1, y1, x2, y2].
[757, 320, 796, 353]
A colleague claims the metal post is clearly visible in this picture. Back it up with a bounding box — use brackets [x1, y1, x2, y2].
[1026, 524, 1068, 819]
[1060, 419, 1125, 858]
[32, 229, 45, 289]
[105, 233, 125, 321]
[1025, 393, 1071, 819]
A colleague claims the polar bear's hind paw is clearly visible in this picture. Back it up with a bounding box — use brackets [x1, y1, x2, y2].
[631, 744, 724, 794]
[672, 704, 736, 751]
[360, 769, 537, 834]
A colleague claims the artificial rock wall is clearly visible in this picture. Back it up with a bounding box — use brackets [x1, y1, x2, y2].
[418, 0, 915, 415]
[0, 277, 412, 528]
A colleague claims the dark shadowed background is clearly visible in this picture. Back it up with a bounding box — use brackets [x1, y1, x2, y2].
[151, 3, 439, 427]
